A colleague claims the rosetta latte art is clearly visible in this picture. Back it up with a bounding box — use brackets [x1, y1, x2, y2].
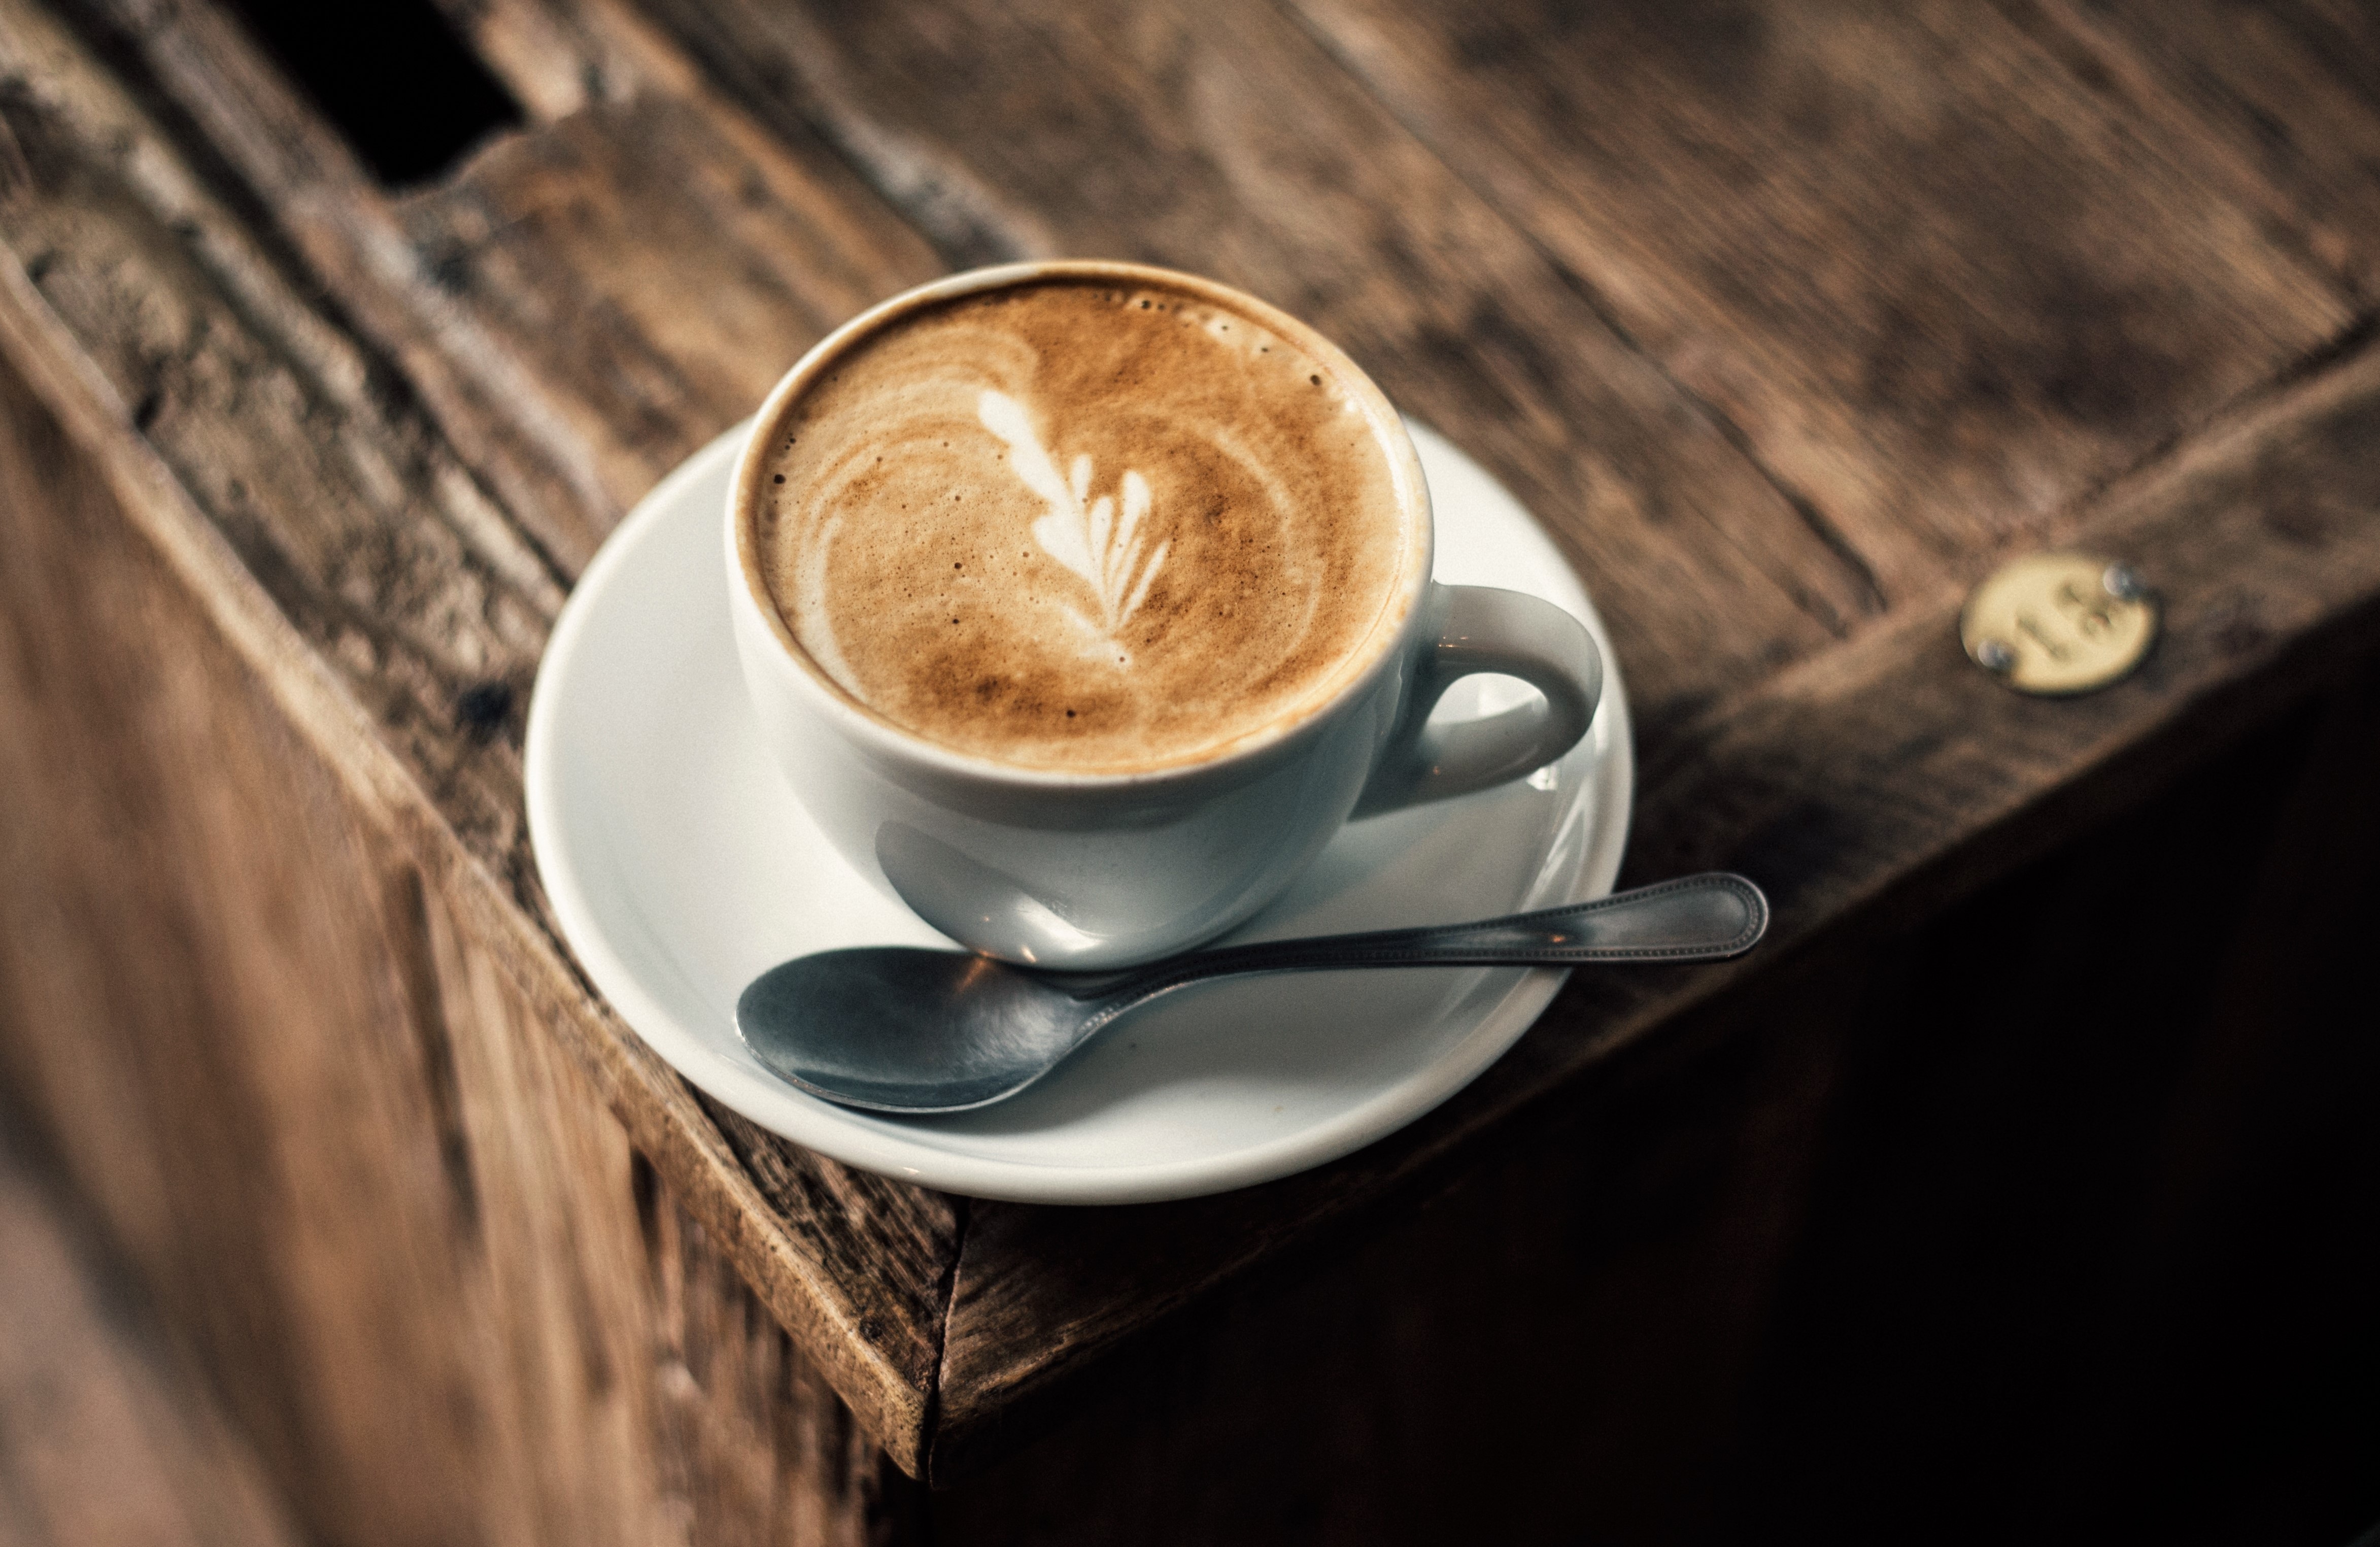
[978, 389, 1169, 656]
[752, 277, 1411, 772]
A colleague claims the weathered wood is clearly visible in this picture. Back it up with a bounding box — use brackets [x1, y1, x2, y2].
[8, 0, 2380, 1509]
[2023, 0, 2380, 300]
[606, 0, 2380, 1473]
[0, 0, 958, 1471]
[615, 0, 1888, 754]
[1707, 671, 2380, 1541]
[916, 688, 2379, 1535]
[1285, 0, 2352, 601]
[2035, 664, 2380, 1542]
[927, 957, 1855, 1543]
[12, 0, 1899, 1474]
[0, 1144, 305, 1547]
[81, 0, 942, 570]
[0, 350, 925, 1539]
[45, 0, 974, 1427]
[926, 338, 2380, 1476]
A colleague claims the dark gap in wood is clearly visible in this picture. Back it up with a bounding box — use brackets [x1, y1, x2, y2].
[386, 862, 483, 1246]
[453, 679, 514, 743]
[629, 1149, 663, 1266]
[920, 1191, 968, 1486]
[216, 0, 521, 187]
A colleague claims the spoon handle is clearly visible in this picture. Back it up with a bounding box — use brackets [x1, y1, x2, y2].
[1092, 872, 1768, 1004]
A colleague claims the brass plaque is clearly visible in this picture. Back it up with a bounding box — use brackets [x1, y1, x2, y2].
[1960, 553, 2157, 695]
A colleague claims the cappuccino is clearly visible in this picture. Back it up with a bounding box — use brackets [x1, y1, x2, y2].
[744, 276, 1415, 772]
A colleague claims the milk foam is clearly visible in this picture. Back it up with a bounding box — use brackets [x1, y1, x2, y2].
[977, 388, 1170, 654]
[750, 278, 1411, 771]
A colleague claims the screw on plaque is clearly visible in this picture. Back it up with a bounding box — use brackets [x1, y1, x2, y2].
[1960, 552, 2159, 695]
[2102, 563, 2148, 601]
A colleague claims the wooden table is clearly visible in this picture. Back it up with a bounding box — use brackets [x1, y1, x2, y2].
[4, 1, 2377, 1540]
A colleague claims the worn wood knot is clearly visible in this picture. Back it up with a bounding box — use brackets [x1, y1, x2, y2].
[455, 680, 514, 741]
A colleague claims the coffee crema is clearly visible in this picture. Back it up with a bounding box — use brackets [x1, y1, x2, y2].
[747, 277, 1415, 772]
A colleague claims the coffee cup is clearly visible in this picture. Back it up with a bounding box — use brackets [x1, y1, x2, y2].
[727, 261, 1601, 970]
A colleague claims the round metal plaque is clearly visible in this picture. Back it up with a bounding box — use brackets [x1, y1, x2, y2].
[1960, 552, 2157, 695]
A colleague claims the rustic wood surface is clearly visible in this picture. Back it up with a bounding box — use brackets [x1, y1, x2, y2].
[2030, 0, 2380, 300]
[1289, 0, 2349, 596]
[628, 0, 2380, 1474]
[0, 0, 957, 1471]
[0, 1137, 304, 1547]
[0, 350, 923, 1541]
[925, 337, 2380, 1478]
[632, 0, 1882, 727]
[1, 0, 2376, 1532]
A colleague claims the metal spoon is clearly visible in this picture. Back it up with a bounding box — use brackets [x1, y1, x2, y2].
[736, 871, 1768, 1115]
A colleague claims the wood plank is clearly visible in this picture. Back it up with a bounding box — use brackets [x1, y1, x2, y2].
[1704, 679, 2380, 1540]
[2033, 664, 2380, 1541]
[51, 0, 971, 1424]
[0, 1146, 305, 1547]
[0, 0, 955, 1472]
[79, 0, 942, 570]
[0, 347, 926, 1539]
[609, 0, 2380, 1471]
[925, 714, 2380, 1538]
[18, 0, 2380, 1494]
[615, 0, 1888, 756]
[2019, 0, 2380, 298]
[1284, 0, 2353, 602]
[926, 339, 2380, 1477]
[929, 957, 1853, 1542]
[18, 0, 1895, 1466]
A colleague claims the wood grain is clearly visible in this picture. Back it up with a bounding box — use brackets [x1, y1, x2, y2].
[927, 338, 2380, 1477]
[0, 0, 956, 1471]
[7, 0, 2380, 1502]
[11, 0, 1889, 1469]
[2021, 0, 2380, 301]
[928, 957, 1855, 1542]
[0, 1146, 305, 1547]
[624, 0, 1888, 755]
[1703, 677, 2380, 1541]
[613, 0, 2380, 1472]
[0, 347, 925, 1538]
[79, 0, 941, 571]
[1287, 0, 2352, 602]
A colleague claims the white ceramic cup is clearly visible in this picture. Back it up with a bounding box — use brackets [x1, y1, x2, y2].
[727, 261, 1602, 969]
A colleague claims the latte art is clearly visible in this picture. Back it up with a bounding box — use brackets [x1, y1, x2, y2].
[748, 277, 1414, 771]
[978, 389, 1169, 655]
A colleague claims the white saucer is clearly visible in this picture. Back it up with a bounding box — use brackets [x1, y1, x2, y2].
[525, 421, 1633, 1204]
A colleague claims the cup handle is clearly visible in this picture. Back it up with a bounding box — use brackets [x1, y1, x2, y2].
[1354, 584, 1604, 815]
